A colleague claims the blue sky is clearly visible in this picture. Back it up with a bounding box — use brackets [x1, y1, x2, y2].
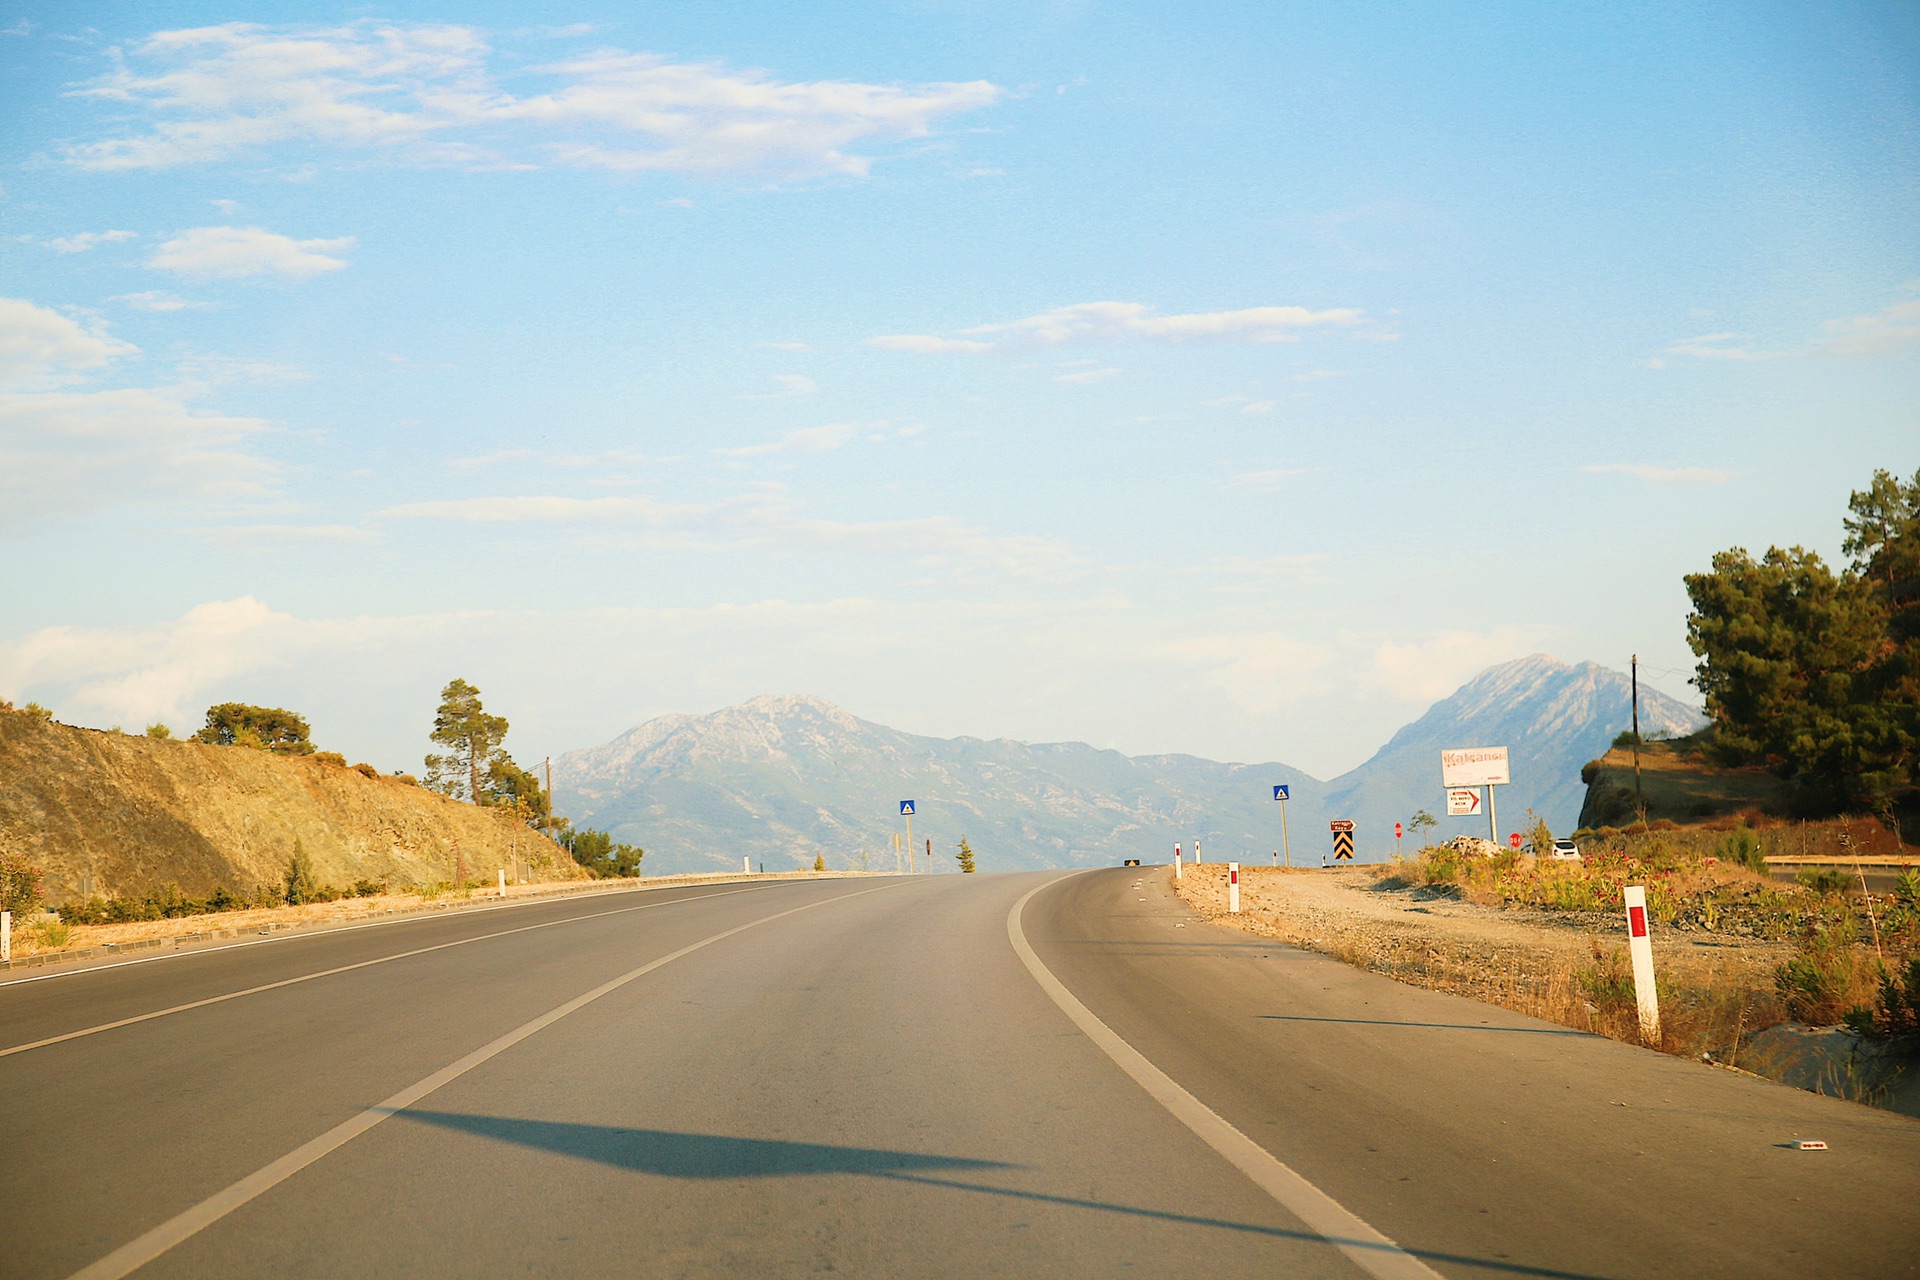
[1, 1, 1915, 779]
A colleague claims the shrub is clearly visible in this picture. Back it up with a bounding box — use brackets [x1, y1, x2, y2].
[1776, 923, 1872, 1023]
[145, 723, 172, 739]
[20, 702, 53, 721]
[36, 917, 72, 948]
[350, 878, 384, 897]
[284, 848, 321, 905]
[352, 762, 380, 779]
[313, 751, 347, 767]
[0, 849, 44, 915]
[1716, 827, 1767, 875]
[812, 854, 826, 872]
[1893, 867, 1920, 908]
[1843, 957, 1920, 1044]
[194, 703, 315, 755]
[1795, 866, 1852, 895]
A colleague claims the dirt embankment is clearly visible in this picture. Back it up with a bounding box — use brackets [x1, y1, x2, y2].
[1172, 862, 1919, 1116]
[0, 714, 582, 903]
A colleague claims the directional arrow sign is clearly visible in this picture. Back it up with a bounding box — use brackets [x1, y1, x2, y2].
[1273, 785, 1290, 801]
[1329, 820, 1355, 833]
[1446, 788, 1482, 816]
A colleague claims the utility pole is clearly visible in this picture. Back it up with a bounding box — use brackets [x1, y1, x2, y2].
[1631, 654, 1645, 820]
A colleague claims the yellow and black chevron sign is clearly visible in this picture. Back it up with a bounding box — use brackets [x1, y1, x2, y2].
[1332, 830, 1354, 860]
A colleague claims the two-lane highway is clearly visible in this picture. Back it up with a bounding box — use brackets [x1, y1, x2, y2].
[3, 869, 1916, 1278]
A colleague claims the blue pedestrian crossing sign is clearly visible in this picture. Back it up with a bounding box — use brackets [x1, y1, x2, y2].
[900, 800, 915, 816]
[1273, 785, 1290, 801]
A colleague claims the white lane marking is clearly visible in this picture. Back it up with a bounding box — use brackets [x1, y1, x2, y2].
[64, 882, 902, 1280]
[0, 887, 766, 1060]
[1007, 879, 1443, 1280]
[0, 878, 692, 989]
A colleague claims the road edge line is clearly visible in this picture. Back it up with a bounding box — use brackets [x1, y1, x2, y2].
[63, 882, 903, 1280]
[1007, 877, 1443, 1280]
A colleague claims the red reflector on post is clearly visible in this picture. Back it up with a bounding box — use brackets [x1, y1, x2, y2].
[1628, 905, 1648, 938]
[1230, 867, 1238, 884]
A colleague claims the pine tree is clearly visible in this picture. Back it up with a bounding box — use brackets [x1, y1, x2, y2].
[813, 853, 826, 872]
[425, 679, 509, 803]
[955, 835, 976, 874]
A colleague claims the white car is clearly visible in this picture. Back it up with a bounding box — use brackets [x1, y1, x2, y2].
[1549, 839, 1582, 861]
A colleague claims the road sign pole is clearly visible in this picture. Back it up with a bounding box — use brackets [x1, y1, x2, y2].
[1281, 799, 1291, 868]
[906, 810, 914, 876]
[1228, 862, 1240, 914]
[1622, 885, 1661, 1044]
[1486, 783, 1498, 845]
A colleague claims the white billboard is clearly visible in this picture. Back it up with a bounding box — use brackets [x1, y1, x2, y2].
[1441, 746, 1510, 788]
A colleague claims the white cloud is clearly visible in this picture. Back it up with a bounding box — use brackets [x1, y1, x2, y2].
[189, 523, 377, 545]
[872, 300, 1365, 354]
[0, 297, 136, 387]
[739, 373, 818, 399]
[111, 290, 211, 312]
[0, 386, 275, 527]
[1222, 468, 1306, 491]
[719, 422, 860, 457]
[66, 22, 1001, 180]
[1661, 332, 1785, 362]
[1053, 366, 1121, 384]
[866, 334, 992, 354]
[1818, 299, 1920, 357]
[1372, 630, 1554, 703]
[46, 230, 138, 253]
[148, 226, 355, 279]
[1582, 463, 1733, 485]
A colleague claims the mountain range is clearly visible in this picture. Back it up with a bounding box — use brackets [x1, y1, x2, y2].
[553, 654, 1705, 874]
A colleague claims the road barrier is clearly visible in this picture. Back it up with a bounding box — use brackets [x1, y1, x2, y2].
[1622, 885, 1660, 1044]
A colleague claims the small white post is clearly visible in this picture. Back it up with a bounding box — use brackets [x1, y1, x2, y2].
[1174, 844, 1182, 880]
[1622, 885, 1660, 1044]
[497, 868, 507, 898]
[743, 856, 752, 875]
[1228, 862, 1240, 914]
[1, 910, 9, 962]
[1194, 840, 1202, 865]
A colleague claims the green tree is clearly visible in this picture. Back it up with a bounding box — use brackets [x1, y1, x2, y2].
[283, 845, 320, 905]
[568, 829, 642, 878]
[0, 847, 43, 914]
[195, 703, 315, 755]
[425, 679, 509, 803]
[1685, 545, 1895, 810]
[1408, 809, 1437, 848]
[955, 835, 976, 873]
[812, 853, 826, 872]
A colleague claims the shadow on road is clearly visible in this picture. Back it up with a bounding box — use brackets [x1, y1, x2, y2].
[1258, 1014, 1591, 1037]
[395, 1109, 1618, 1279]
[393, 1110, 1008, 1179]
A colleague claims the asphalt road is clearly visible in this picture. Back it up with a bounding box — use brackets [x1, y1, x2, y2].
[2, 869, 1916, 1279]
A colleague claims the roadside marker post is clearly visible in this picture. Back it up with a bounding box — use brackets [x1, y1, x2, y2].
[1395, 821, 1403, 858]
[1194, 840, 1202, 865]
[1174, 844, 1183, 880]
[1, 910, 8, 962]
[1228, 863, 1241, 913]
[497, 869, 506, 898]
[743, 856, 751, 875]
[1622, 885, 1661, 1045]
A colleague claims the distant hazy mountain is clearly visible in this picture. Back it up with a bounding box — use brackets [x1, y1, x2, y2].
[555, 695, 1314, 875]
[1314, 654, 1705, 849]
[554, 655, 1704, 874]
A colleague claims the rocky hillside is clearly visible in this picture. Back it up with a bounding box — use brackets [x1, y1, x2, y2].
[0, 713, 579, 904]
[556, 656, 1704, 873]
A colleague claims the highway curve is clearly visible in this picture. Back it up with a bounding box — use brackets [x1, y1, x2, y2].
[1, 868, 1915, 1279]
